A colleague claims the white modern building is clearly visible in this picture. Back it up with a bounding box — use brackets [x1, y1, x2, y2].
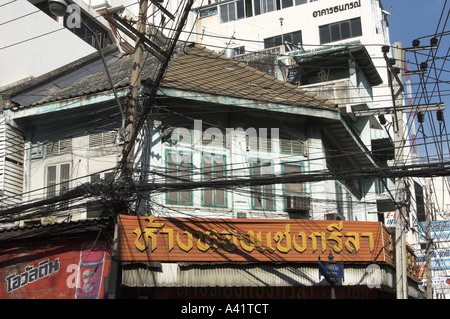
[189, 1, 389, 101]
[0, 0, 119, 89]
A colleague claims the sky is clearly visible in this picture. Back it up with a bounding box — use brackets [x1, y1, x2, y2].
[381, 0, 450, 163]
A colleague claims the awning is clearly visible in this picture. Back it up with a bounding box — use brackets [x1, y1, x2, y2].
[288, 41, 383, 87]
[121, 262, 423, 299]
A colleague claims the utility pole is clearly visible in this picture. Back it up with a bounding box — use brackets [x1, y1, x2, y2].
[105, 0, 194, 298]
[425, 185, 433, 299]
[124, 0, 149, 179]
[358, 39, 444, 299]
[383, 42, 409, 299]
[107, 0, 149, 299]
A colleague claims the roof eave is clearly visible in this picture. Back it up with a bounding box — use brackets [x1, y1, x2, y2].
[289, 43, 383, 87]
[154, 86, 341, 120]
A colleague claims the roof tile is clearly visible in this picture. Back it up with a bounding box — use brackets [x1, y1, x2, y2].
[11, 44, 337, 112]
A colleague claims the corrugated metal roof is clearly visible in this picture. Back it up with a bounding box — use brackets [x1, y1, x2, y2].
[0, 216, 114, 243]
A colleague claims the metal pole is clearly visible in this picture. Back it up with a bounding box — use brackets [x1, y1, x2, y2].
[81, 22, 126, 137]
[384, 42, 409, 299]
[426, 186, 433, 299]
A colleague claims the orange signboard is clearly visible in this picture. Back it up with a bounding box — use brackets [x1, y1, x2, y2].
[118, 215, 394, 264]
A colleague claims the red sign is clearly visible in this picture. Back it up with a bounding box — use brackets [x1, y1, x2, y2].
[0, 237, 111, 299]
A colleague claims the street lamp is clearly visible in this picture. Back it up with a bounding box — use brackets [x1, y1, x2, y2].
[48, 0, 69, 17]
[48, 0, 127, 140]
[328, 250, 334, 262]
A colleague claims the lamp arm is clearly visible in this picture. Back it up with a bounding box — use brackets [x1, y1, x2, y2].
[82, 22, 127, 139]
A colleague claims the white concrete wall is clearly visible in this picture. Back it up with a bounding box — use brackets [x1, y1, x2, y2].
[0, 0, 97, 88]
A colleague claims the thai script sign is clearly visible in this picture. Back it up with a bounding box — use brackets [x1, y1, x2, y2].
[319, 261, 344, 279]
[6, 258, 60, 293]
[0, 237, 111, 299]
[419, 221, 450, 241]
[119, 215, 394, 264]
[313, 0, 361, 18]
[417, 248, 450, 270]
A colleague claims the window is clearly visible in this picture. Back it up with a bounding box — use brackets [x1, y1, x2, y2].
[46, 138, 72, 156]
[218, 0, 309, 23]
[202, 154, 227, 207]
[282, 163, 304, 195]
[220, 0, 253, 23]
[64, 13, 109, 50]
[220, 2, 236, 22]
[319, 18, 362, 44]
[283, 163, 309, 213]
[166, 150, 193, 205]
[89, 131, 117, 148]
[282, 0, 293, 9]
[375, 178, 387, 194]
[47, 166, 57, 199]
[250, 160, 274, 210]
[199, 6, 218, 18]
[254, 0, 276, 15]
[347, 193, 353, 221]
[264, 31, 302, 49]
[280, 138, 304, 156]
[236, 0, 245, 19]
[246, 129, 272, 152]
[335, 182, 344, 215]
[47, 163, 71, 208]
[47, 164, 70, 196]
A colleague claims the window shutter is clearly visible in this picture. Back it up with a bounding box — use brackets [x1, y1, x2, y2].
[46, 142, 58, 156]
[89, 132, 103, 148]
[47, 166, 57, 198]
[280, 138, 291, 153]
[59, 138, 72, 153]
[90, 131, 116, 148]
[292, 140, 303, 155]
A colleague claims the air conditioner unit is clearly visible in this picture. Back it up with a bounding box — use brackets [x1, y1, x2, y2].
[285, 195, 310, 212]
[30, 143, 43, 159]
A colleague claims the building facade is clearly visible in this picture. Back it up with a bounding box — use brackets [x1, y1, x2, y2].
[189, 0, 390, 102]
[0, 40, 421, 297]
[0, 0, 428, 299]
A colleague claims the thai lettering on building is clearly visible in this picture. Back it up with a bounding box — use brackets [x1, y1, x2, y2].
[6, 258, 60, 293]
